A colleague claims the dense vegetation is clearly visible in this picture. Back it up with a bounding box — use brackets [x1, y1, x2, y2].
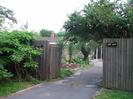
[64, 0, 133, 42]
[59, 68, 73, 79]
[39, 29, 53, 37]
[0, 5, 44, 96]
[0, 31, 41, 81]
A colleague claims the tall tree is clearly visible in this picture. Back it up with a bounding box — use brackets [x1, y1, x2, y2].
[64, 0, 133, 42]
[128, 0, 133, 5]
[39, 29, 53, 37]
[0, 6, 17, 28]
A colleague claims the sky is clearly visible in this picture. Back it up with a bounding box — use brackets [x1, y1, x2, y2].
[0, 0, 90, 32]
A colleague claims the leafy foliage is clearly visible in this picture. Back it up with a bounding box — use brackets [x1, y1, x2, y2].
[64, 0, 133, 42]
[0, 64, 13, 81]
[57, 31, 67, 37]
[59, 68, 72, 79]
[39, 29, 53, 37]
[0, 31, 41, 80]
[0, 6, 17, 29]
[73, 58, 90, 69]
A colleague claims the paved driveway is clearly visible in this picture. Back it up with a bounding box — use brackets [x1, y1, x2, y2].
[6, 59, 103, 99]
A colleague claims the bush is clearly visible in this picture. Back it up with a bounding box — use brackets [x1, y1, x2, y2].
[73, 58, 90, 69]
[0, 64, 13, 81]
[59, 68, 73, 79]
[0, 31, 42, 80]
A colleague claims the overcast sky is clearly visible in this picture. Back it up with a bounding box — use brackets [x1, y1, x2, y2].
[0, 0, 127, 32]
[0, 0, 90, 32]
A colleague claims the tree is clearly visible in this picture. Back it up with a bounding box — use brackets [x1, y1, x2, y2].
[64, 0, 133, 42]
[39, 29, 53, 37]
[57, 31, 66, 37]
[66, 35, 99, 61]
[0, 6, 17, 29]
[128, 0, 133, 5]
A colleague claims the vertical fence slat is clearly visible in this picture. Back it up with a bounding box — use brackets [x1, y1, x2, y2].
[127, 39, 129, 90]
[103, 39, 107, 87]
[130, 39, 133, 91]
[103, 38, 133, 91]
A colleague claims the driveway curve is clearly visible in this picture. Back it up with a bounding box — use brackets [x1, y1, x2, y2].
[6, 59, 103, 99]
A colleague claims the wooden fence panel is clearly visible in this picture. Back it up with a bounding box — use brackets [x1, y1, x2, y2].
[103, 38, 133, 91]
[34, 40, 61, 80]
[34, 40, 49, 79]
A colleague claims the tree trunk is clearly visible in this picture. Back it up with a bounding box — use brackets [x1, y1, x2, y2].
[14, 64, 21, 80]
[81, 45, 89, 61]
[68, 43, 73, 63]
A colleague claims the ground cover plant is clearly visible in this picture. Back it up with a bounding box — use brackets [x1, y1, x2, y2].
[0, 80, 43, 96]
[95, 89, 133, 99]
[58, 68, 73, 79]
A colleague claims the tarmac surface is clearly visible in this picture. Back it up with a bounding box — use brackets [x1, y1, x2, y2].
[6, 59, 103, 99]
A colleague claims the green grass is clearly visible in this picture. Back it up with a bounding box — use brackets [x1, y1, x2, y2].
[95, 89, 133, 99]
[58, 68, 73, 79]
[0, 80, 42, 96]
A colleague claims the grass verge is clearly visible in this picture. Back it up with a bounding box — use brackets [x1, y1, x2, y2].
[0, 80, 43, 97]
[95, 89, 133, 99]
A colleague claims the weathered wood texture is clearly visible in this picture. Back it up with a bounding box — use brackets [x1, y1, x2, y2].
[34, 40, 61, 80]
[49, 44, 60, 78]
[103, 39, 133, 91]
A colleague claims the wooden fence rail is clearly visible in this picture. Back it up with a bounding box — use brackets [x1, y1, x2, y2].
[103, 38, 133, 91]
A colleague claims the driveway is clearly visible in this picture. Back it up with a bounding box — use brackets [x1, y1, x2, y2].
[6, 59, 103, 99]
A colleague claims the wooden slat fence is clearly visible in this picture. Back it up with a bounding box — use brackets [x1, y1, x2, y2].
[34, 40, 61, 80]
[103, 38, 133, 91]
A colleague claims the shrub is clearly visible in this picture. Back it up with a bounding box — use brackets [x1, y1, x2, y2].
[73, 57, 90, 69]
[0, 31, 42, 80]
[0, 64, 13, 81]
[59, 68, 73, 79]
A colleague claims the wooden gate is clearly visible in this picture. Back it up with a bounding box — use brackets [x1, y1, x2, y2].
[103, 38, 133, 91]
[49, 44, 60, 78]
[34, 40, 61, 80]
